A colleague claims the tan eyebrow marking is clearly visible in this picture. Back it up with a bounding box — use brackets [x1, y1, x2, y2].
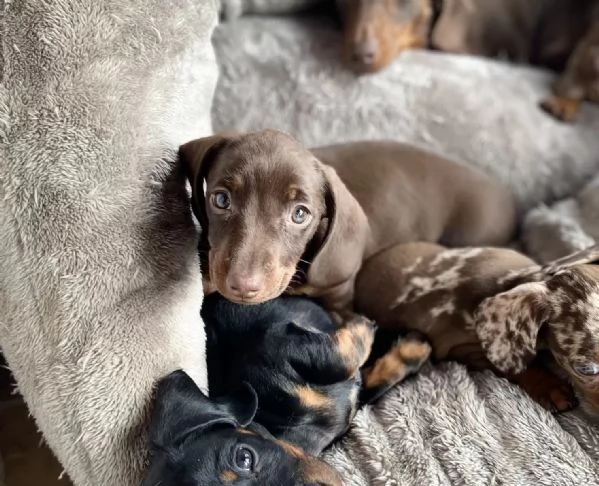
[286, 185, 301, 201]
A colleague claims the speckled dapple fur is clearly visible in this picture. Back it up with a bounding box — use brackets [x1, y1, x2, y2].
[476, 245, 599, 415]
[356, 243, 599, 414]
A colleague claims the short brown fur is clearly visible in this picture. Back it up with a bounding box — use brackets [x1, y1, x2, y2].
[181, 130, 516, 314]
[432, 0, 599, 122]
[363, 337, 431, 389]
[341, 0, 432, 73]
[334, 318, 376, 373]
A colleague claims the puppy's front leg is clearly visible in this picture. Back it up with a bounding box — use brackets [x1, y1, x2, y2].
[360, 332, 431, 405]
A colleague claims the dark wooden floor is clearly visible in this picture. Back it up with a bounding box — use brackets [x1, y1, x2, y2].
[0, 361, 72, 486]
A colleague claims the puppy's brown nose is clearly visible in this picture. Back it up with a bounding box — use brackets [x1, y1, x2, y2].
[226, 272, 264, 300]
[352, 37, 378, 67]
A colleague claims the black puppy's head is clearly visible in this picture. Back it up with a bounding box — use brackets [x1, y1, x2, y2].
[143, 370, 343, 486]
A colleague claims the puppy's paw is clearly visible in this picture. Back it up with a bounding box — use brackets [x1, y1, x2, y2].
[361, 333, 430, 400]
[513, 366, 578, 413]
[539, 95, 581, 122]
[533, 382, 578, 414]
[335, 316, 376, 372]
[346, 314, 377, 331]
[395, 332, 432, 371]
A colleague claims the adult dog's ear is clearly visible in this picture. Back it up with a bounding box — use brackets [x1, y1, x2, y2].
[307, 163, 370, 291]
[148, 370, 258, 449]
[474, 282, 552, 375]
[178, 132, 237, 232]
[542, 244, 599, 275]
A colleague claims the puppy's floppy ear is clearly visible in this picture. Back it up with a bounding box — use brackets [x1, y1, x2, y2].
[307, 163, 370, 289]
[148, 370, 258, 449]
[542, 244, 599, 275]
[178, 132, 238, 231]
[474, 282, 551, 375]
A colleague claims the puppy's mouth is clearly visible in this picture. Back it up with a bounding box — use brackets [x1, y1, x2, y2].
[210, 264, 296, 305]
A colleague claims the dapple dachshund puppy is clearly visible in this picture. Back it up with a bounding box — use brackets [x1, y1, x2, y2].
[341, 0, 599, 121]
[143, 370, 343, 485]
[432, 0, 599, 122]
[355, 243, 599, 414]
[179, 129, 515, 316]
[202, 293, 430, 456]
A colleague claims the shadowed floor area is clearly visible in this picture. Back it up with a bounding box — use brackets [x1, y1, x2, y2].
[0, 361, 72, 486]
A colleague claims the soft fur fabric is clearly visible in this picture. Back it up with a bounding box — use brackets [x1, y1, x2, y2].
[523, 174, 599, 263]
[322, 362, 599, 486]
[0, 1, 218, 485]
[212, 16, 599, 211]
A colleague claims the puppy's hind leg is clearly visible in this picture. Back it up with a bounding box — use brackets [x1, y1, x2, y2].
[359, 331, 431, 405]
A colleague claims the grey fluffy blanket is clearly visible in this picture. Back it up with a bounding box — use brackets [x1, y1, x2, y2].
[523, 173, 599, 263]
[0, 1, 217, 484]
[212, 15, 599, 485]
[323, 363, 599, 486]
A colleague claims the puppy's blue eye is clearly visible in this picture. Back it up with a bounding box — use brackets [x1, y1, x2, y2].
[212, 191, 231, 210]
[234, 446, 255, 471]
[575, 363, 599, 376]
[291, 205, 310, 224]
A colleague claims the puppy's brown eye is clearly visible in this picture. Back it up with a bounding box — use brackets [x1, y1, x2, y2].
[234, 445, 256, 471]
[575, 363, 599, 376]
[291, 205, 310, 224]
[212, 191, 231, 210]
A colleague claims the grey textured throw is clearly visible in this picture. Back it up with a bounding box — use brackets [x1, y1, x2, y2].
[0, 1, 218, 484]
[323, 363, 599, 486]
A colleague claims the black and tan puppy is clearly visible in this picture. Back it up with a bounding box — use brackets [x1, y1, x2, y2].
[143, 370, 343, 485]
[202, 293, 431, 456]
